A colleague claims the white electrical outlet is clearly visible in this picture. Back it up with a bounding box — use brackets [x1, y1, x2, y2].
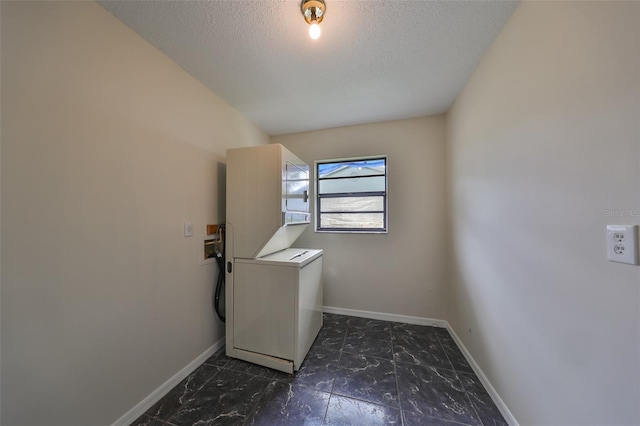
[184, 222, 193, 237]
[606, 225, 638, 265]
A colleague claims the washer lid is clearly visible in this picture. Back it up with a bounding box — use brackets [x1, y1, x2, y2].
[237, 248, 323, 267]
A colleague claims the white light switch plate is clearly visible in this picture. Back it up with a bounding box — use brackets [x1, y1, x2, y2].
[606, 225, 638, 265]
[184, 222, 193, 237]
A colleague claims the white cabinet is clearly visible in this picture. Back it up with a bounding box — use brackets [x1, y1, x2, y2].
[226, 144, 310, 259]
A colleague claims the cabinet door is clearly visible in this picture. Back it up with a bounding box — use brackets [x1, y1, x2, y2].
[284, 161, 309, 213]
[233, 263, 295, 360]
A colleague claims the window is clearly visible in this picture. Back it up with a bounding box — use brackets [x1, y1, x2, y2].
[316, 156, 387, 233]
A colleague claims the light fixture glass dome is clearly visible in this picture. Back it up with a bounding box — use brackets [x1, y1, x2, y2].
[309, 23, 321, 40]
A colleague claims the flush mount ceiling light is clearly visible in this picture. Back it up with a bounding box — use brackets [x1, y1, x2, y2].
[301, 0, 325, 40]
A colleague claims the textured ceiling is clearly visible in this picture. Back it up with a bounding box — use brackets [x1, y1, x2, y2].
[99, 0, 519, 136]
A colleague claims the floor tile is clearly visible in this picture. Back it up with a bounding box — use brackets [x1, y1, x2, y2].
[438, 337, 474, 374]
[189, 362, 224, 391]
[393, 332, 452, 370]
[312, 325, 346, 351]
[129, 414, 165, 426]
[342, 329, 393, 360]
[396, 363, 480, 425]
[167, 368, 270, 426]
[323, 313, 350, 330]
[346, 317, 394, 332]
[204, 349, 229, 368]
[433, 327, 454, 340]
[224, 357, 278, 379]
[391, 323, 442, 338]
[143, 363, 220, 421]
[402, 410, 470, 426]
[244, 381, 330, 426]
[324, 395, 401, 426]
[458, 372, 508, 426]
[333, 352, 399, 408]
[272, 345, 341, 392]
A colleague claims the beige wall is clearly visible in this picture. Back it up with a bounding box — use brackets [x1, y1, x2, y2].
[0, 2, 268, 425]
[447, 1, 640, 424]
[0, 2, 3, 421]
[273, 116, 448, 320]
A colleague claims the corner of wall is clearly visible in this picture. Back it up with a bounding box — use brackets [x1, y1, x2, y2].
[1, 1, 4, 421]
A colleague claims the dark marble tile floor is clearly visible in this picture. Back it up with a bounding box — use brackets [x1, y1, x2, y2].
[132, 314, 507, 426]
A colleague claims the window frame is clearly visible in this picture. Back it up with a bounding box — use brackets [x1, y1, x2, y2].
[315, 155, 388, 234]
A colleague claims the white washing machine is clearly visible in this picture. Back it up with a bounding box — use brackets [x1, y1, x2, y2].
[225, 144, 323, 374]
[231, 249, 322, 373]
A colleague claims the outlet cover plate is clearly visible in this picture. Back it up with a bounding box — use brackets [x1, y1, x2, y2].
[184, 222, 193, 237]
[607, 225, 638, 265]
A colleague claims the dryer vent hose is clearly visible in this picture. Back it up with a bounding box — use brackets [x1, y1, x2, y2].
[214, 225, 226, 323]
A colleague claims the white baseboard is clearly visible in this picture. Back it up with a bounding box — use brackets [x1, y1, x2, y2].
[323, 305, 447, 328]
[112, 338, 225, 426]
[323, 306, 518, 426]
[442, 321, 519, 426]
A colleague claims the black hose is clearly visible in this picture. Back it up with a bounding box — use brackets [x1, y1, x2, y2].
[214, 225, 226, 323]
